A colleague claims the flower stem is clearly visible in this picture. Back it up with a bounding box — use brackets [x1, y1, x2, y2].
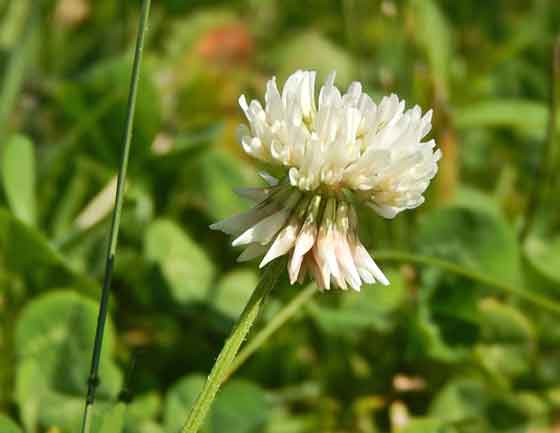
[225, 283, 318, 381]
[181, 258, 285, 433]
[80, 1, 151, 433]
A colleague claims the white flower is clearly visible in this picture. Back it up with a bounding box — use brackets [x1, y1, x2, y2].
[211, 70, 441, 291]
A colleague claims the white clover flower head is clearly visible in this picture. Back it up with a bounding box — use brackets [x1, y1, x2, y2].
[211, 70, 441, 291]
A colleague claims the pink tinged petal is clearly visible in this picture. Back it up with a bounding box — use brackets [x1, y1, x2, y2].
[353, 243, 389, 286]
[333, 203, 361, 290]
[306, 253, 328, 291]
[335, 235, 361, 291]
[296, 259, 308, 284]
[259, 217, 301, 268]
[289, 253, 305, 284]
[289, 195, 322, 282]
[232, 191, 301, 246]
[358, 268, 375, 285]
[312, 242, 331, 291]
[237, 243, 268, 262]
[317, 198, 344, 289]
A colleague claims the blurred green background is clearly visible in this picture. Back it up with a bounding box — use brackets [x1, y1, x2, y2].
[2, 0, 560, 432]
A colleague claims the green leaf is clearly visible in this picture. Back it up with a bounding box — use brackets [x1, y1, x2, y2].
[399, 418, 448, 433]
[429, 380, 489, 426]
[99, 402, 127, 433]
[267, 31, 356, 87]
[183, 149, 259, 221]
[164, 374, 206, 433]
[212, 269, 258, 318]
[475, 299, 535, 382]
[416, 205, 521, 286]
[124, 392, 162, 433]
[2, 134, 36, 225]
[524, 235, 560, 286]
[454, 100, 548, 134]
[406, 308, 467, 363]
[309, 269, 406, 336]
[209, 380, 270, 433]
[0, 415, 23, 433]
[164, 375, 270, 433]
[0, 207, 95, 292]
[14, 290, 122, 431]
[14, 359, 45, 432]
[145, 219, 216, 304]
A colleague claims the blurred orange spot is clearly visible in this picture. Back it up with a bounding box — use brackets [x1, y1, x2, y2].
[55, 0, 90, 26]
[195, 23, 254, 66]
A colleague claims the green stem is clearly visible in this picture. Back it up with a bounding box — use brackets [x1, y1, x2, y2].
[181, 258, 285, 433]
[80, 2, 151, 433]
[373, 250, 560, 315]
[226, 283, 318, 381]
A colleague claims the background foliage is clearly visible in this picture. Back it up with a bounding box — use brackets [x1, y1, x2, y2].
[1, 0, 560, 432]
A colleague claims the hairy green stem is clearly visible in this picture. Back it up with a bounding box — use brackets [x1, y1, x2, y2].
[226, 283, 318, 380]
[374, 250, 560, 315]
[181, 258, 285, 433]
[80, 1, 151, 432]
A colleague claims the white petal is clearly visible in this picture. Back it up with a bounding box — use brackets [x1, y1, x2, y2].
[259, 218, 301, 268]
[232, 191, 301, 246]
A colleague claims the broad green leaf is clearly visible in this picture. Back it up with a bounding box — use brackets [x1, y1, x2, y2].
[212, 269, 258, 318]
[15, 290, 122, 431]
[209, 380, 270, 433]
[0, 207, 95, 292]
[182, 149, 259, 221]
[429, 380, 489, 426]
[309, 269, 406, 336]
[399, 418, 448, 433]
[455, 100, 548, 134]
[15, 359, 45, 432]
[406, 308, 466, 363]
[429, 380, 535, 431]
[0, 415, 23, 433]
[124, 392, 162, 433]
[2, 134, 36, 225]
[524, 235, 560, 286]
[164, 374, 206, 433]
[99, 402, 127, 433]
[416, 205, 521, 286]
[452, 187, 502, 219]
[474, 299, 535, 383]
[478, 298, 535, 343]
[145, 219, 215, 304]
[267, 32, 356, 87]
